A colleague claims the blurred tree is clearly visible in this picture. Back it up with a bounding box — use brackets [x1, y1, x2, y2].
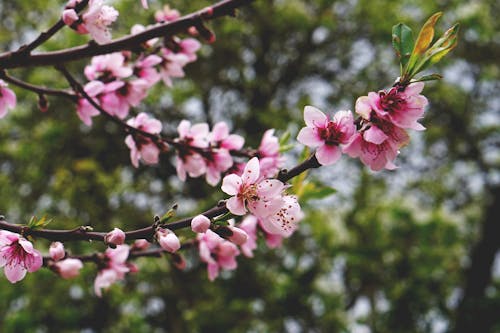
[0, 0, 498, 332]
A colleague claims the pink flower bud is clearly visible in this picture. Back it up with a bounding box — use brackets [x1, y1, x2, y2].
[49, 242, 65, 261]
[156, 229, 180, 253]
[62, 9, 79, 26]
[54, 258, 83, 279]
[132, 239, 150, 250]
[228, 226, 248, 246]
[191, 215, 211, 233]
[105, 228, 126, 246]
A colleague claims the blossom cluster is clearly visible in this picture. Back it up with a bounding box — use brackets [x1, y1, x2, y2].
[298, 81, 428, 171]
[68, 3, 200, 126]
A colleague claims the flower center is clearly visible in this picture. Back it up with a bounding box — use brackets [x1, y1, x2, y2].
[379, 88, 405, 114]
[317, 121, 344, 145]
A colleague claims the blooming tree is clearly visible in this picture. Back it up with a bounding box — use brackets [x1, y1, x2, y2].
[0, 0, 458, 298]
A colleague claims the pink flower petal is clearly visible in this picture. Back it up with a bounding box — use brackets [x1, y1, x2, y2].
[316, 144, 342, 165]
[297, 127, 323, 147]
[241, 157, 260, 184]
[304, 105, 327, 128]
[221, 174, 242, 195]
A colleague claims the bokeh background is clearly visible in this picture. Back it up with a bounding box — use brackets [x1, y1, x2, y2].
[0, 0, 499, 332]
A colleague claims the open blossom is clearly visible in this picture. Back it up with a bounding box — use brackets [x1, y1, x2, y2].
[82, 0, 119, 44]
[203, 122, 244, 186]
[197, 230, 240, 281]
[85, 53, 132, 81]
[76, 80, 103, 126]
[63, 0, 119, 44]
[125, 113, 163, 167]
[0, 80, 16, 118]
[238, 215, 258, 258]
[94, 245, 131, 297]
[175, 120, 209, 181]
[0, 231, 42, 283]
[54, 258, 83, 279]
[297, 106, 356, 165]
[49, 242, 65, 261]
[258, 129, 284, 178]
[260, 195, 303, 238]
[356, 82, 428, 131]
[156, 229, 181, 253]
[155, 5, 181, 23]
[221, 157, 285, 217]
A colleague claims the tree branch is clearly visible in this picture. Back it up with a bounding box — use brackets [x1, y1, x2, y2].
[0, 0, 254, 69]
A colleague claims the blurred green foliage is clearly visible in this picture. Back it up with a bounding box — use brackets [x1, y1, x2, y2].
[0, 0, 499, 332]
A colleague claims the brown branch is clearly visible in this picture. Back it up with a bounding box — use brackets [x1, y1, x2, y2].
[0, 70, 77, 101]
[0, 153, 324, 243]
[0, 0, 254, 69]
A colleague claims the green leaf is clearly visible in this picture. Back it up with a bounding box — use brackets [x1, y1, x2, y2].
[27, 215, 52, 230]
[299, 180, 337, 201]
[414, 73, 443, 82]
[392, 23, 414, 71]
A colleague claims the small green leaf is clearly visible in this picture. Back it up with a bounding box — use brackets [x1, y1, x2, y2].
[298, 180, 337, 202]
[392, 23, 414, 71]
[27, 215, 52, 230]
[160, 205, 178, 223]
[414, 73, 443, 82]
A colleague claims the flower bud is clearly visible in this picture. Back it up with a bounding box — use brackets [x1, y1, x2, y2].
[132, 239, 150, 251]
[54, 258, 83, 279]
[49, 241, 65, 261]
[191, 214, 211, 233]
[227, 226, 248, 246]
[156, 228, 180, 253]
[105, 228, 126, 246]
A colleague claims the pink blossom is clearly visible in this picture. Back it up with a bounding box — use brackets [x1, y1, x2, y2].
[178, 38, 202, 62]
[258, 129, 284, 178]
[344, 109, 410, 171]
[156, 228, 181, 253]
[132, 239, 150, 251]
[297, 106, 356, 165]
[191, 215, 211, 233]
[259, 195, 303, 238]
[356, 82, 428, 131]
[0, 80, 16, 118]
[84, 53, 132, 81]
[227, 226, 248, 246]
[221, 157, 285, 217]
[134, 55, 162, 86]
[203, 122, 244, 186]
[210, 122, 245, 151]
[159, 50, 189, 87]
[49, 242, 65, 261]
[105, 228, 126, 246]
[140, 0, 148, 9]
[54, 258, 83, 279]
[76, 80, 103, 126]
[175, 120, 209, 180]
[197, 230, 240, 281]
[155, 5, 181, 23]
[94, 245, 131, 297]
[82, 0, 119, 44]
[238, 215, 258, 257]
[125, 112, 162, 167]
[0, 231, 42, 283]
[264, 233, 283, 249]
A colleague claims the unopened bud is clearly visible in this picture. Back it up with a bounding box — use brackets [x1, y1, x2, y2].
[227, 226, 248, 245]
[156, 228, 180, 253]
[191, 214, 211, 233]
[54, 258, 83, 279]
[104, 228, 126, 246]
[49, 241, 65, 261]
